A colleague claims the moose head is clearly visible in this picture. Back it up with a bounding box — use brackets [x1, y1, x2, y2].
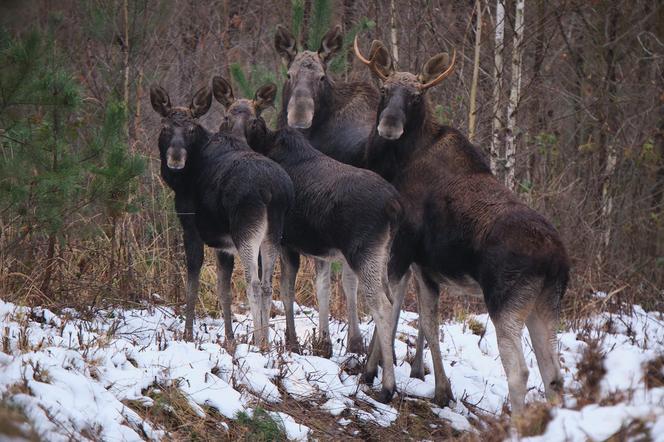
[212, 76, 277, 147]
[150, 85, 212, 170]
[353, 36, 456, 140]
[274, 25, 343, 130]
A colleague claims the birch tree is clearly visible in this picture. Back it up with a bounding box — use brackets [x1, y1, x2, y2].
[468, 0, 484, 143]
[505, 0, 524, 191]
[389, 0, 399, 64]
[491, 0, 505, 175]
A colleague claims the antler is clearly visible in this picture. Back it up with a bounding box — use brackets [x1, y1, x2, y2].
[353, 35, 388, 81]
[419, 49, 457, 90]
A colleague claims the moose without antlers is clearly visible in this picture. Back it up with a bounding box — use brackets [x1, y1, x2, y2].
[150, 84, 294, 348]
[354, 37, 570, 413]
[274, 24, 382, 354]
[212, 76, 403, 401]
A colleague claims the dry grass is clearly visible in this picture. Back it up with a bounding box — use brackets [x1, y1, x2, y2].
[124, 383, 243, 441]
[0, 401, 40, 442]
[643, 355, 664, 390]
[575, 338, 607, 407]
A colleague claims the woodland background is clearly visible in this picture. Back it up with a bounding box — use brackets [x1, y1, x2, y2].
[0, 0, 662, 321]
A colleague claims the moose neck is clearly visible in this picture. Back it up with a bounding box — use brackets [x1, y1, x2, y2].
[246, 119, 278, 156]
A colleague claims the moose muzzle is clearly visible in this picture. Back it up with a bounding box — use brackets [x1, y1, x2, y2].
[287, 90, 315, 129]
[166, 146, 187, 170]
[377, 112, 405, 140]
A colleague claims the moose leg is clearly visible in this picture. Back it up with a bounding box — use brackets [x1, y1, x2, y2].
[526, 288, 563, 403]
[492, 298, 531, 414]
[341, 262, 363, 354]
[410, 324, 426, 380]
[365, 271, 409, 381]
[279, 248, 300, 352]
[355, 231, 397, 403]
[410, 271, 426, 380]
[182, 227, 204, 341]
[215, 250, 235, 342]
[359, 263, 397, 403]
[314, 259, 333, 357]
[232, 208, 268, 350]
[259, 240, 279, 346]
[413, 265, 454, 407]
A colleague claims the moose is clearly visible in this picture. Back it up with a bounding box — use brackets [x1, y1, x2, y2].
[354, 37, 570, 413]
[149, 84, 294, 348]
[273, 25, 382, 354]
[211, 76, 403, 402]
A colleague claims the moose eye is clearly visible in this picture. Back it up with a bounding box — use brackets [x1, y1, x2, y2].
[286, 73, 291, 80]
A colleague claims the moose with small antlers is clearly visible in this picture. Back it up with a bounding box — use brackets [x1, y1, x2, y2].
[354, 36, 570, 413]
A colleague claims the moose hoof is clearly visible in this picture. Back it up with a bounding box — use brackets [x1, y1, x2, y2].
[362, 370, 377, 385]
[346, 336, 365, 355]
[409, 366, 425, 381]
[377, 387, 395, 404]
[223, 336, 236, 352]
[286, 338, 301, 354]
[433, 388, 455, 408]
[313, 338, 333, 358]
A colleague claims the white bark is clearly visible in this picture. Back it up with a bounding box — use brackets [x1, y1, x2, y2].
[390, 0, 399, 64]
[505, 0, 524, 192]
[491, 0, 505, 174]
[468, 0, 483, 143]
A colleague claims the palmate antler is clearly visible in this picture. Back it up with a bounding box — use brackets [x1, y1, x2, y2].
[419, 49, 457, 90]
[353, 35, 389, 81]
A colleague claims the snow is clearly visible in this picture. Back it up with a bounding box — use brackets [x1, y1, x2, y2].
[0, 298, 662, 441]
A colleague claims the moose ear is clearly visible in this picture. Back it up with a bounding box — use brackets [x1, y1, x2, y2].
[275, 25, 297, 64]
[212, 76, 234, 108]
[254, 83, 277, 114]
[150, 85, 171, 117]
[369, 40, 393, 78]
[419, 52, 450, 84]
[318, 25, 343, 63]
[190, 86, 212, 118]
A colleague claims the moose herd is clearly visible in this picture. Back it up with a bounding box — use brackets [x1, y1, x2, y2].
[150, 25, 570, 414]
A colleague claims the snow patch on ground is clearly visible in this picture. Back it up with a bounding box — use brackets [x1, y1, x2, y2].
[0, 299, 662, 440]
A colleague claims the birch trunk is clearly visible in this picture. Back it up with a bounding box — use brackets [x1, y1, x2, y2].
[468, 0, 483, 143]
[505, 0, 524, 192]
[600, 3, 620, 250]
[491, 0, 505, 175]
[390, 0, 399, 64]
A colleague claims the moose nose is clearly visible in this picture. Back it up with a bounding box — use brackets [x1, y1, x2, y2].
[287, 95, 314, 129]
[166, 147, 187, 170]
[377, 114, 404, 140]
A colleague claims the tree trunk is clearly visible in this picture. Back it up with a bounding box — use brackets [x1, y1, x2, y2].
[504, 0, 525, 192]
[599, 3, 620, 250]
[389, 0, 399, 65]
[122, 0, 130, 129]
[468, 0, 483, 143]
[490, 0, 505, 175]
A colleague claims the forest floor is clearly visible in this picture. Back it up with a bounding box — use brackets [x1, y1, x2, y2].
[0, 291, 662, 441]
